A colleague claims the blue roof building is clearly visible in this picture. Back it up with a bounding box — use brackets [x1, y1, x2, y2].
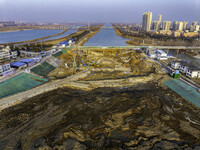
[20, 59, 34, 63]
[58, 41, 69, 46]
[10, 62, 26, 68]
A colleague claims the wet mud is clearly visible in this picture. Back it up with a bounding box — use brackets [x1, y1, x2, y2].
[0, 82, 200, 149]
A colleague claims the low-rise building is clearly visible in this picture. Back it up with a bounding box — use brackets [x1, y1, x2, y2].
[20, 59, 35, 67]
[183, 32, 199, 37]
[10, 62, 27, 69]
[171, 61, 182, 69]
[0, 50, 10, 62]
[186, 66, 200, 78]
[179, 61, 189, 73]
[0, 63, 12, 75]
[57, 41, 69, 48]
[156, 49, 167, 57]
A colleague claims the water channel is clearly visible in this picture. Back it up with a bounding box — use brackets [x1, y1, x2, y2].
[84, 24, 128, 46]
[0, 29, 64, 44]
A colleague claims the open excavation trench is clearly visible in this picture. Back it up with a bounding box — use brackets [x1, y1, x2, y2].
[1, 84, 200, 149]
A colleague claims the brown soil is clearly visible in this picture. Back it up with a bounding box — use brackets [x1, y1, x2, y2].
[0, 83, 200, 149]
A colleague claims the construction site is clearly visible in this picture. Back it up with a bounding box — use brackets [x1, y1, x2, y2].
[1, 27, 200, 149]
[1, 47, 200, 149]
[48, 47, 160, 80]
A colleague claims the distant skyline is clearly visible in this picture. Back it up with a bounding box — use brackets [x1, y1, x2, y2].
[0, 0, 200, 24]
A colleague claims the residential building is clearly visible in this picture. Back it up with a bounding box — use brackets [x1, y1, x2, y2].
[178, 22, 184, 31]
[0, 46, 17, 62]
[171, 61, 182, 69]
[0, 50, 10, 62]
[0, 63, 11, 75]
[152, 21, 160, 31]
[186, 66, 200, 78]
[179, 62, 189, 73]
[158, 14, 162, 22]
[192, 21, 198, 26]
[142, 12, 152, 31]
[162, 21, 171, 31]
[183, 21, 188, 30]
[173, 21, 179, 31]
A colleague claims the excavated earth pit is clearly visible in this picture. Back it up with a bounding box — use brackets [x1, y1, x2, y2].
[1, 82, 200, 149]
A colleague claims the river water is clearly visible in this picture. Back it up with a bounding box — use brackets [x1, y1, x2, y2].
[0, 29, 64, 44]
[84, 24, 128, 46]
[37, 29, 77, 42]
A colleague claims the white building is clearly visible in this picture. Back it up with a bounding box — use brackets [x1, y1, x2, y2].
[0, 50, 10, 62]
[0, 63, 12, 75]
[162, 21, 171, 31]
[142, 12, 152, 32]
[179, 62, 189, 73]
[171, 61, 181, 69]
[186, 66, 200, 78]
[156, 50, 167, 57]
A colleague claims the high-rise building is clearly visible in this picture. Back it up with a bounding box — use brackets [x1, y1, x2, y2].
[142, 12, 152, 31]
[178, 22, 184, 31]
[152, 21, 160, 31]
[192, 21, 198, 26]
[163, 21, 171, 30]
[173, 21, 179, 31]
[183, 21, 188, 30]
[158, 14, 162, 22]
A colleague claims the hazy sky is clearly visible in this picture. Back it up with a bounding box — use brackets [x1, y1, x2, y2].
[0, 0, 200, 24]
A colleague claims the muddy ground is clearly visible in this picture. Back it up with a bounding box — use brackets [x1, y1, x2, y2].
[0, 82, 200, 150]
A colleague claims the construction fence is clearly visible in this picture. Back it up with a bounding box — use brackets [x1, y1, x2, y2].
[31, 61, 55, 77]
[0, 73, 48, 99]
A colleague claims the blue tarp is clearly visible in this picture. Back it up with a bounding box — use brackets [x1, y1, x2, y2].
[20, 59, 34, 63]
[10, 62, 26, 67]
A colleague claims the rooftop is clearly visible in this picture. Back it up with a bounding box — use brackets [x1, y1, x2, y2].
[10, 62, 26, 67]
[20, 59, 34, 63]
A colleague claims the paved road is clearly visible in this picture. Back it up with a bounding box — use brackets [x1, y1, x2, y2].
[65, 45, 200, 50]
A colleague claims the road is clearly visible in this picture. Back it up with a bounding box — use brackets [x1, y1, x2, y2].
[65, 45, 200, 50]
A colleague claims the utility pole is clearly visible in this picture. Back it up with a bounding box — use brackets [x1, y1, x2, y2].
[176, 49, 180, 58]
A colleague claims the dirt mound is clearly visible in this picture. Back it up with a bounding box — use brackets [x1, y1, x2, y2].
[1, 84, 200, 149]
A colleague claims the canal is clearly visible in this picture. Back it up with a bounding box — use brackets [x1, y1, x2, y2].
[84, 24, 128, 46]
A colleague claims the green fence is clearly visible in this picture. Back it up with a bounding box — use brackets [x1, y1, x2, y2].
[31, 61, 55, 77]
[52, 49, 67, 57]
[0, 73, 48, 99]
[52, 51, 63, 57]
[164, 79, 200, 107]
